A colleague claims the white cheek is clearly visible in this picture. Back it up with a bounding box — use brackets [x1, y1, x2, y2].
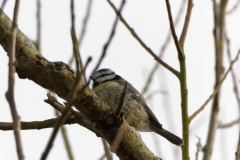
[96, 77, 106, 84]
[96, 74, 115, 84]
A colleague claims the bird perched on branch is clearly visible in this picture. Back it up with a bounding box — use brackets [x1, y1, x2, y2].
[90, 68, 183, 146]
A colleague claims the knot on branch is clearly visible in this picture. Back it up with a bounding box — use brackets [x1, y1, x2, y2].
[96, 109, 124, 133]
[53, 61, 65, 71]
[104, 109, 123, 127]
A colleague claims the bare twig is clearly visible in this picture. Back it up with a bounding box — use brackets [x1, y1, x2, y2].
[101, 138, 113, 160]
[173, 1, 193, 159]
[1, 0, 7, 9]
[226, 29, 240, 160]
[235, 140, 240, 160]
[0, 118, 77, 131]
[190, 50, 240, 121]
[179, 0, 193, 46]
[99, 154, 105, 160]
[41, 100, 77, 160]
[110, 122, 128, 153]
[164, 0, 184, 58]
[106, 0, 179, 78]
[84, 57, 92, 72]
[45, 92, 66, 112]
[44, 93, 100, 135]
[226, 37, 240, 106]
[71, 28, 82, 81]
[227, 0, 240, 14]
[141, 0, 187, 95]
[203, 2, 228, 159]
[79, 0, 92, 47]
[195, 136, 202, 160]
[145, 89, 168, 100]
[218, 118, 240, 129]
[115, 81, 127, 118]
[46, 93, 75, 160]
[71, 0, 86, 83]
[36, 0, 41, 51]
[55, 110, 74, 160]
[5, 0, 24, 160]
[68, 0, 93, 66]
[89, 0, 125, 80]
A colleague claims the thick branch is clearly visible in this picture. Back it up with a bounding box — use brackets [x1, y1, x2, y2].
[0, 118, 77, 131]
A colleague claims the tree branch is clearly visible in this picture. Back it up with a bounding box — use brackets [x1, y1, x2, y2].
[218, 118, 240, 129]
[5, 1, 24, 160]
[164, 0, 184, 59]
[0, 117, 77, 131]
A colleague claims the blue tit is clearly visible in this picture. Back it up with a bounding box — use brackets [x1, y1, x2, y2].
[90, 68, 183, 146]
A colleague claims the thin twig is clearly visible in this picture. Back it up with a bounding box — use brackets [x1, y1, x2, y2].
[40, 70, 88, 160]
[226, 37, 240, 106]
[71, 28, 82, 81]
[227, 0, 240, 14]
[70, 0, 86, 83]
[202, 2, 227, 159]
[44, 93, 100, 136]
[195, 136, 202, 160]
[179, 0, 193, 46]
[1, 0, 7, 9]
[115, 81, 128, 118]
[106, 0, 179, 78]
[46, 92, 66, 112]
[190, 50, 240, 121]
[99, 153, 106, 160]
[141, 0, 187, 95]
[145, 89, 168, 100]
[68, 0, 93, 66]
[79, 0, 92, 47]
[5, 0, 24, 160]
[101, 138, 113, 160]
[235, 138, 240, 160]
[46, 93, 75, 160]
[89, 0, 125, 79]
[218, 118, 240, 129]
[164, 0, 184, 58]
[36, 0, 41, 51]
[0, 118, 77, 131]
[55, 110, 74, 160]
[174, 1, 193, 159]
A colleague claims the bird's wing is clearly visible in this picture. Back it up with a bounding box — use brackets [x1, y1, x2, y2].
[128, 84, 163, 129]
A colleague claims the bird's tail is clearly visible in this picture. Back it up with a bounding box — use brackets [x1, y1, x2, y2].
[153, 127, 184, 146]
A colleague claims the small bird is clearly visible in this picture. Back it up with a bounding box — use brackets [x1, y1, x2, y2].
[90, 68, 183, 146]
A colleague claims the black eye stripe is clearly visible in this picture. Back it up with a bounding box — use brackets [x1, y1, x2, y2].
[103, 73, 112, 76]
